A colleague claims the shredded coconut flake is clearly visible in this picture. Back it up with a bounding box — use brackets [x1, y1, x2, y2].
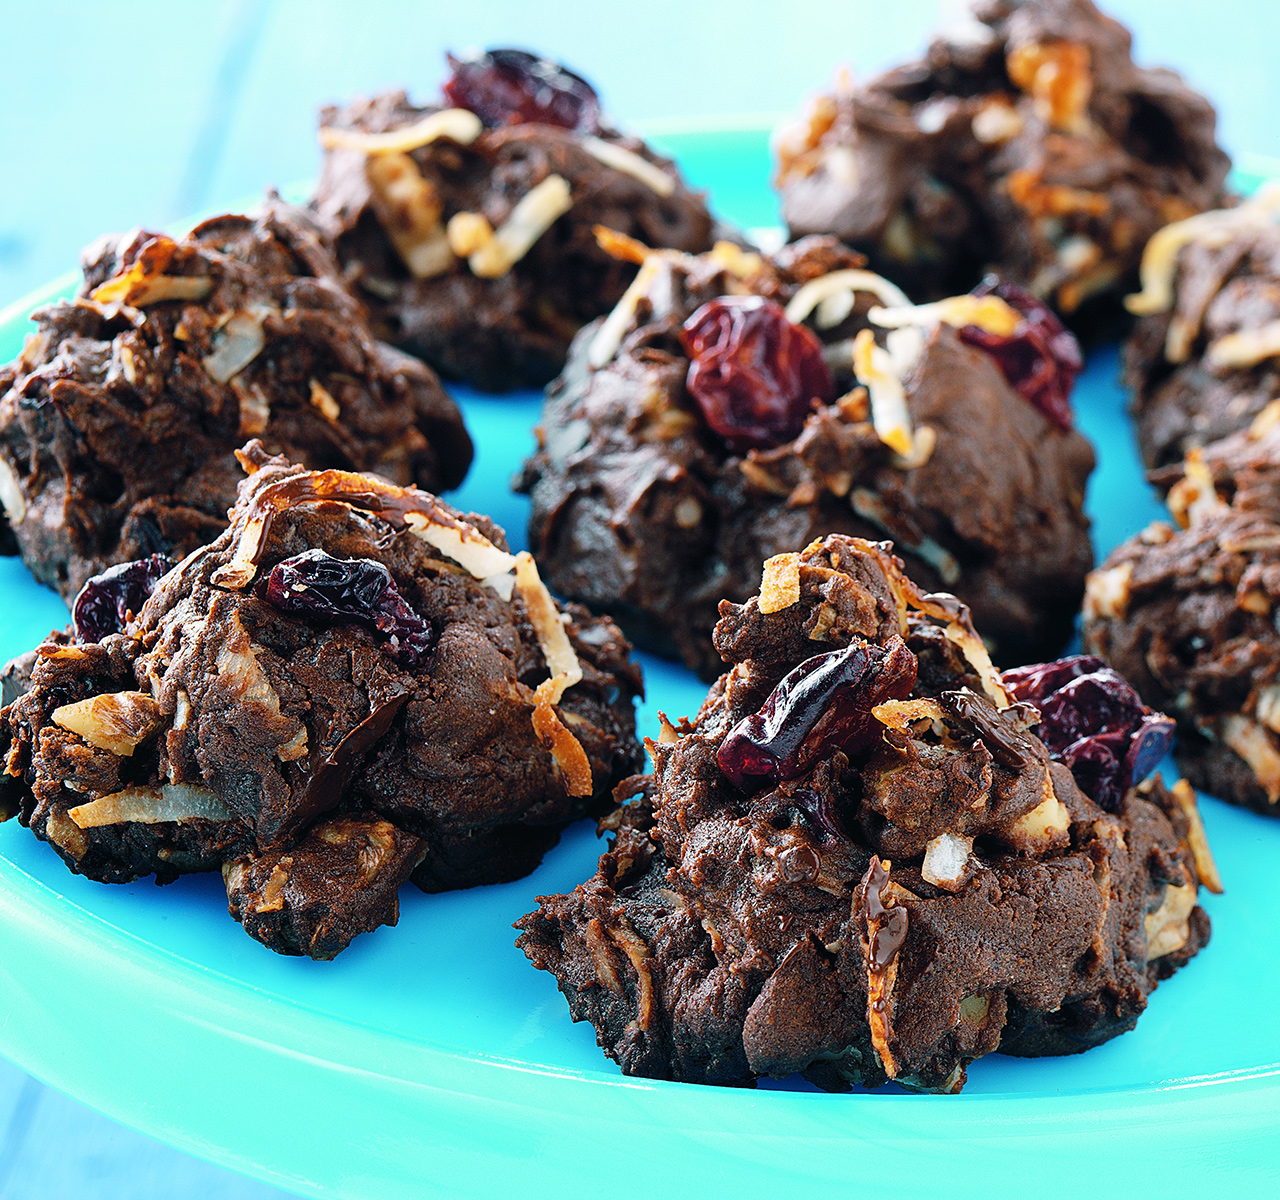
[366, 152, 453, 279]
[581, 137, 676, 196]
[468, 175, 573, 278]
[588, 256, 664, 368]
[69, 783, 231, 829]
[1127, 184, 1280, 317]
[1221, 714, 1280, 803]
[1168, 778, 1223, 893]
[203, 309, 268, 384]
[514, 552, 582, 694]
[0, 457, 25, 524]
[1206, 319, 1280, 370]
[52, 692, 161, 757]
[319, 107, 483, 154]
[403, 511, 518, 581]
[869, 293, 1021, 337]
[785, 270, 911, 326]
[852, 329, 914, 456]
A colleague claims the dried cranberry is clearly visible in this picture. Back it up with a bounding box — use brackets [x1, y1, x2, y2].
[442, 49, 601, 133]
[680, 296, 835, 451]
[717, 637, 916, 790]
[957, 276, 1082, 430]
[1002, 655, 1174, 811]
[258, 550, 434, 667]
[72, 554, 172, 643]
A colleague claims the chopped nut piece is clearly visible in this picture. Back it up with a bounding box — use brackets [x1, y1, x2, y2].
[1000, 770, 1070, 853]
[758, 553, 801, 614]
[1144, 882, 1196, 960]
[319, 107, 482, 154]
[971, 98, 1023, 144]
[1166, 451, 1224, 529]
[445, 211, 495, 258]
[52, 692, 162, 757]
[1083, 562, 1133, 622]
[921, 832, 976, 892]
[1006, 40, 1092, 132]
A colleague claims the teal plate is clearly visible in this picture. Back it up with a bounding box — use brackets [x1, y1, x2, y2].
[2, 129, 1279, 1199]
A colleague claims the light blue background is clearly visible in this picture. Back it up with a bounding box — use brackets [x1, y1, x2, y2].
[1, 3, 1277, 1197]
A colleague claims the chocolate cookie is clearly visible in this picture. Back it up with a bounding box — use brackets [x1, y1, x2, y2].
[310, 49, 717, 391]
[1125, 190, 1280, 472]
[518, 535, 1217, 1092]
[0, 199, 472, 602]
[0, 445, 643, 958]
[1085, 413, 1280, 813]
[775, 0, 1230, 324]
[518, 234, 1095, 679]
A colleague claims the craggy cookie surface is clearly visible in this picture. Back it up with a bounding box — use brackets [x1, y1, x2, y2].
[519, 235, 1094, 678]
[776, 0, 1230, 324]
[0, 200, 472, 601]
[311, 50, 716, 390]
[1086, 416, 1280, 813]
[0, 446, 643, 958]
[1125, 192, 1280, 472]
[518, 536, 1214, 1092]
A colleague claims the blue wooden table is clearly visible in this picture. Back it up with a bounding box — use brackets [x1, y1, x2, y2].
[0, 2, 1275, 1196]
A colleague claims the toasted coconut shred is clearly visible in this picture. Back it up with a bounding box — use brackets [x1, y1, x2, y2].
[514, 552, 592, 798]
[466, 175, 573, 278]
[319, 107, 483, 154]
[581, 137, 676, 196]
[69, 783, 232, 830]
[784, 269, 911, 326]
[1126, 184, 1280, 319]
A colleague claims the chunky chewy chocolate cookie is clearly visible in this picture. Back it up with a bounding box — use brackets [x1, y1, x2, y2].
[0, 445, 643, 958]
[310, 49, 717, 391]
[518, 536, 1217, 1092]
[0, 199, 472, 602]
[1085, 413, 1280, 813]
[775, 0, 1230, 324]
[1125, 190, 1280, 472]
[518, 234, 1094, 679]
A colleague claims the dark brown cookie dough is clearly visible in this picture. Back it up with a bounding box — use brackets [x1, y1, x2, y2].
[1085, 417, 1280, 813]
[0, 199, 472, 602]
[1125, 192, 1280, 472]
[775, 0, 1230, 324]
[518, 536, 1215, 1091]
[0, 446, 643, 958]
[310, 51, 717, 391]
[518, 236, 1095, 679]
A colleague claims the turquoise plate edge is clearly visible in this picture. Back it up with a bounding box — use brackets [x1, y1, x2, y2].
[1, 125, 1279, 1198]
